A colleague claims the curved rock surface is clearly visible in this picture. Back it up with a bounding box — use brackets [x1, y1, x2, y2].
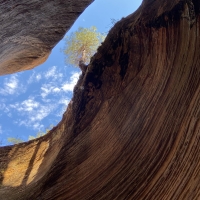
[0, 0, 93, 75]
[0, 0, 200, 199]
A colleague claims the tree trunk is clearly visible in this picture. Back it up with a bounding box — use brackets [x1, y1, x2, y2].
[0, 0, 200, 199]
[79, 49, 87, 72]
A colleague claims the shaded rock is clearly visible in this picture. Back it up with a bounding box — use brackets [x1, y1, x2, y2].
[1, 0, 200, 199]
[0, 0, 93, 75]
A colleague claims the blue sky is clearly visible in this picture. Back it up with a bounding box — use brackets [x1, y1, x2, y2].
[0, 0, 142, 146]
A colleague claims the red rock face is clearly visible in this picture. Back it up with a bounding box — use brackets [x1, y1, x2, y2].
[0, 0, 200, 199]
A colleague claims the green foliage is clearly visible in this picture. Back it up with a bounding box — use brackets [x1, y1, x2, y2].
[28, 132, 45, 141]
[64, 26, 105, 66]
[28, 125, 53, 141]
[7, 125, 54, 144]
[7, 137, 24, 144]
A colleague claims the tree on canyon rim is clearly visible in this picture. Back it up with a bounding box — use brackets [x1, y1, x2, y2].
[63, 26, 105, 72]
[7, 125, 53, 145]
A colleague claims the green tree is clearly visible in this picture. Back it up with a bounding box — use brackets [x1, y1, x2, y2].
[7, 137, 24, 144]
[28, 132, 45, 141]
[28, 125, 54, 141]
[7, 125, 54, 144]
[63, 26, 105, 71]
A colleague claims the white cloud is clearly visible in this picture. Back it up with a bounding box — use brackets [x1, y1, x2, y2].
[32, 123, 44, 131]
[45, 66, 56, 79]
[6, 78, 18, 90]
[36, 74, 42, 81]
[0, 103, 11, 116]
[0, 68, 81, 133]
[45, 66, 63, 80]
[29, 105, 53, 122]
[11, 98, 56, 130]
[58, 98, 70, 105]
[40, 71, 80, 99]
[0, 125, 2, 134]
[10, 99, 39, 112]
[41, 84, 51, 98]
[40, 84, 61, 98]
[61, 72, 80, 92]
[10, 98, 54, 121]
[52, 87, 61, 93]
[56, 98, 70, 117]
[27, 71, 35, 84]
[23, 99, 39, 111]
[16, 120, 44, 131]
[0, 74, 24, 95]
[27, 71, 42, 84]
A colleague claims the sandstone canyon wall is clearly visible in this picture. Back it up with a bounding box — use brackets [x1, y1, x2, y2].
[0, 0, 93, 75]
[0, 0, 200, 199]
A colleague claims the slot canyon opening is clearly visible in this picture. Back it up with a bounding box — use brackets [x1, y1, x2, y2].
[0, 0, 142, 145]
[0, 0, 200, 199]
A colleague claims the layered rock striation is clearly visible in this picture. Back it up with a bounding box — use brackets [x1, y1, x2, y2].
[0, 0, 200, 199]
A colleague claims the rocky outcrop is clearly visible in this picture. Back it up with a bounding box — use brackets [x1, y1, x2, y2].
[0, 0, 200, 199]
[0, 0, 93, 75]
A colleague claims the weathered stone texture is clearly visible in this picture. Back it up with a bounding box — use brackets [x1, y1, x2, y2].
[0, 0, 200, 199]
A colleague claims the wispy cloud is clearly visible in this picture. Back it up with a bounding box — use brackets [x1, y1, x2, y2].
[30, 104, 53, 122]
[27, 71, 35, 84]
[0, 74, 25, 96]
[52, 87, 61, 93]
[41, 71, 80, 99]
[11, 98, 56, 130]
[40, 84, 61, 98]
[27, 71, 42, 84]
[45, 66, 56, 79]
[61, 72, 80, 92]
[16, 120, 44, 131]
[58, 98, 70, 105]
[27, 66, 63, 85]
[27, 66, 65, 96]
[10, 98, 54, 120]
[32, 123, 44, 131]
[0, 103, 11, 117]
[45, 66, 63, 81]
[36, 74, 42, 81]
[41, 84, 52, 98]
[56, 98, 70, 117]
[0, 66, 81, 133]
[0, 125, 2, 134]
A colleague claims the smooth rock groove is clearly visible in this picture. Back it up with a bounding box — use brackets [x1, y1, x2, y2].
[0, 0, 200, 199]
